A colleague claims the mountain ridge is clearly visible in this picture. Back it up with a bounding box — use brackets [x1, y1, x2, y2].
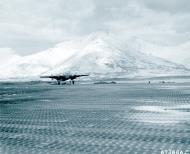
[0, 34, 189, 80]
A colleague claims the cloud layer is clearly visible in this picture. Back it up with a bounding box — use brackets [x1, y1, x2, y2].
[0, 0, 190, 65]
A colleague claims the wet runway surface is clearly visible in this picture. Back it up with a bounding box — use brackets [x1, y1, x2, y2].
[0, 82, 190, 154]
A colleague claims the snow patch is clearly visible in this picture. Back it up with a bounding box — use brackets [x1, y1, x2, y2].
[131, 105, 190, 124]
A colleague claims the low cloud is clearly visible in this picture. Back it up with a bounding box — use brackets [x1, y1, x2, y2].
[0, 0, 190, 66]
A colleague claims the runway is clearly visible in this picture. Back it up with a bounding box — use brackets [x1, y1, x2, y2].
[1, 81, 190, 154]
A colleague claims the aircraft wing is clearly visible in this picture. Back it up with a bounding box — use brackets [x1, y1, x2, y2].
[70, 74, 89, 80]
[40, 75, 59, 79]
[75, 74, 89, 77]
[40, 74, 89, 80]
[40, 74, 89, 85]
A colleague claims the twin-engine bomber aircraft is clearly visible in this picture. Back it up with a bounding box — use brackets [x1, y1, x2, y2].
[40, 74, 89, 85]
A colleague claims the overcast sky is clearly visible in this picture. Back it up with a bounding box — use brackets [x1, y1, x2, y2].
[0, 0, 190, 63]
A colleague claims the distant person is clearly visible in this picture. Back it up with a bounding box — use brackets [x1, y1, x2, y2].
[148, 81, 151, 84]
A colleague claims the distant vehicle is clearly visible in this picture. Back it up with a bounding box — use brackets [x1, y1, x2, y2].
[40, 74, 89, 85]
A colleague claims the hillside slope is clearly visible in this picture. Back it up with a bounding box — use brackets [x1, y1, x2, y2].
[0, 34, 188, 80]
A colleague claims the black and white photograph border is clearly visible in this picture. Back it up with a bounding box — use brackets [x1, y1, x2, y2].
[0, 0, 190, 154]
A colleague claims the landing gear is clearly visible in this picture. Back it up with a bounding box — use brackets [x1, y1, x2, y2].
[70, 80, 75, 85]
[72, 80, 75, 85]
[57, 80, 61, 85]
[56, 80, 75, 85]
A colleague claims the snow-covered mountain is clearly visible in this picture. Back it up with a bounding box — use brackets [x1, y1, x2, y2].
[0, 33, 189, 80]
[134, 38, 190, 68]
